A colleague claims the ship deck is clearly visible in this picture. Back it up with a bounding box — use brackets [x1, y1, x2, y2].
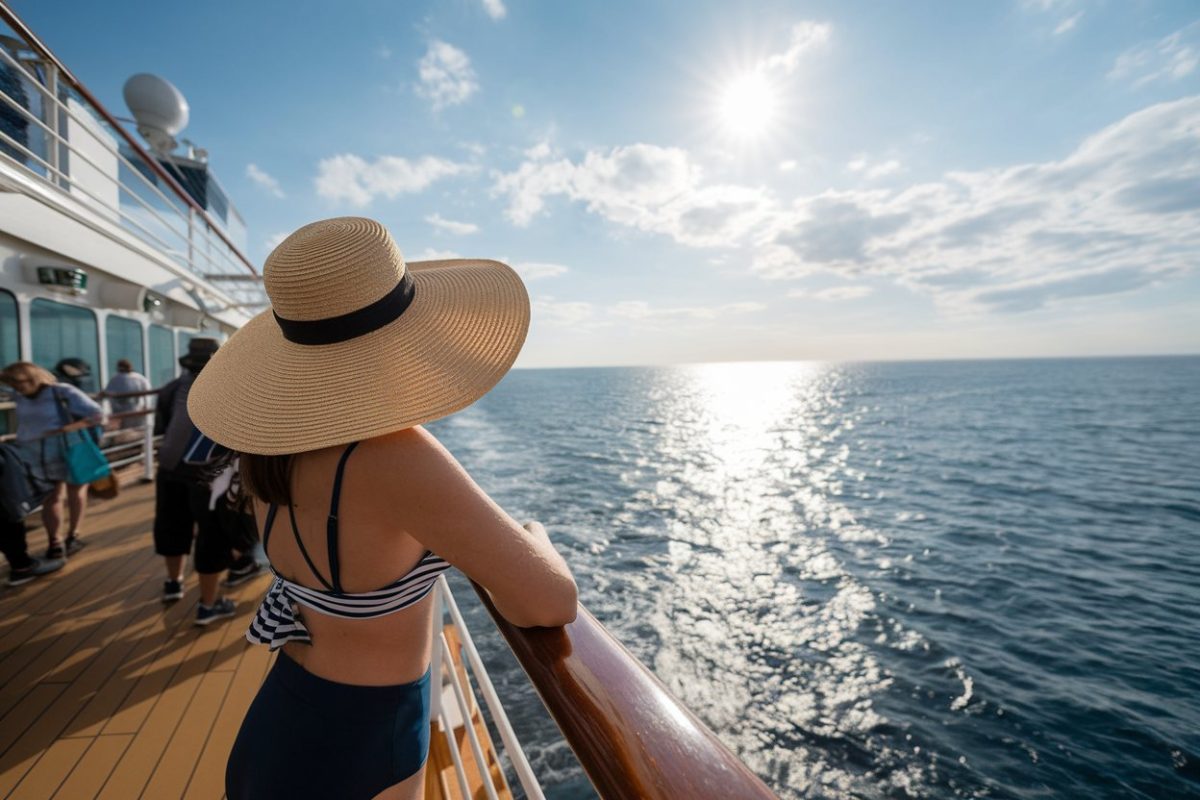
[0, 482, 508, 800]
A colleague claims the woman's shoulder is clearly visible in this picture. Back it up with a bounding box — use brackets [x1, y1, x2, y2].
[355, 427, 469, 491]
[358, 426, 450, 464]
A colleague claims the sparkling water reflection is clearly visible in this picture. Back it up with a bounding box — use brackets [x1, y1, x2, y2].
[428, 357, 1200, 799]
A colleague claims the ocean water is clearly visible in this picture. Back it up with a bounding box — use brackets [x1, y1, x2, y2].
[426, 357, 1200, 800]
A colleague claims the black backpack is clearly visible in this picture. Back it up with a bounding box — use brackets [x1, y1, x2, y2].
[0, 442, 55, 523]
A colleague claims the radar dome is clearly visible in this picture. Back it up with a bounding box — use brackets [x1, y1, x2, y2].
[123, 73, 189, 153]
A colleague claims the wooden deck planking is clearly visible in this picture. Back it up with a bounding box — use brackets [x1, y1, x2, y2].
[7, 738, 89, 800]
[181, 648, 272, 800]
[0, 482, 275, 800]
[51, 736, 132, 800]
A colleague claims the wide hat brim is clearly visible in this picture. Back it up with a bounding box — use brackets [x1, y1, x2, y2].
[187, 259, 529, 455]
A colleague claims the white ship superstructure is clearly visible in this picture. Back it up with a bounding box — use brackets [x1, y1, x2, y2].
[0, 11, 264, 431]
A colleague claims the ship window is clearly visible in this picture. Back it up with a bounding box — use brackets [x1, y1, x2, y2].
[30, 298, 100, 393]
[149, 324, 175, 388]
[105, 315, 144, 380]
[0, 291, 18, 436]
[0, 290, 18, 368]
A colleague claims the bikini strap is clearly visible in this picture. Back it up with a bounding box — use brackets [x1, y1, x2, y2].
[262, 503, 279, 550]
[326, 442, 360, 594]
[287, 501, 334, 592]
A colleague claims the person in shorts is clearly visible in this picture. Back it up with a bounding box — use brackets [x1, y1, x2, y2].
[152, 338, 240, 625]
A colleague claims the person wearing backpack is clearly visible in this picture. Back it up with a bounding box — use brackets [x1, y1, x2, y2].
[153, 338, 239, 624]
[0, 361, 103, 559]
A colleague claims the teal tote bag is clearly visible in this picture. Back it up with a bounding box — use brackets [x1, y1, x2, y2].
[63, 429, 111, 486]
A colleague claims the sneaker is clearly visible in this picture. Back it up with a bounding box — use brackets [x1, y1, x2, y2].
[44, 544, 64, 560]
[162, 579, 184, 603]
[195, 597, 236, 627]
[223, 559, 265, 588]
[64, 536, 87, 556]
[7, 557, 65, 587]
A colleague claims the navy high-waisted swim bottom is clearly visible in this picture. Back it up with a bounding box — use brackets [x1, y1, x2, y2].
[226, 650, 431, 799]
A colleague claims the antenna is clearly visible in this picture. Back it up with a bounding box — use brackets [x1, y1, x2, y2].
[122, 73, 189, 155]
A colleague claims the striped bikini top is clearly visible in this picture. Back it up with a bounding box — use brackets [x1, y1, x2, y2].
[247, 442, 451, 650]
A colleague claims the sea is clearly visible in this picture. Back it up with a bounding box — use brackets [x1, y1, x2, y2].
[425, 356, 1200, 800]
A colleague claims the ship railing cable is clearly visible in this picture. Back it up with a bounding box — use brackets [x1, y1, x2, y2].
[0, 4, 267, 312]
[0, 71, 246, 283]
[0, 54, 259, 299]
[0, 1, 259, 281]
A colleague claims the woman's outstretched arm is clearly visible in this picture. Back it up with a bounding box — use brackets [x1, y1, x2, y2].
[365, 427, 578, 628]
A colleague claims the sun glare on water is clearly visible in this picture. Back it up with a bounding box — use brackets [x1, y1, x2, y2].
[717, 70, 778, 141]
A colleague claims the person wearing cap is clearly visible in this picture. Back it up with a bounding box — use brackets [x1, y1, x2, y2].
[152, 337, 240, 624]
[193, 218, 577, 800]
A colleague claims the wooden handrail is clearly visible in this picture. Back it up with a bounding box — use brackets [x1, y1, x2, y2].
[0, 1, 259, 277]
[473, 584, 778, 800]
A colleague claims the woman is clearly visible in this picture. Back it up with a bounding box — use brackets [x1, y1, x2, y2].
[188, 218, 578, 800]
[1, 361, 103, 558]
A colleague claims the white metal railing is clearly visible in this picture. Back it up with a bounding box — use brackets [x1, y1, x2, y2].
[0, 396, 159, 481]
[0, 24, 266, 311]
[433, 576, 546, 800]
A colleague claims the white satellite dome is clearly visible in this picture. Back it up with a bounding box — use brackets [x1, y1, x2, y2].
[123, 73, 189, 153]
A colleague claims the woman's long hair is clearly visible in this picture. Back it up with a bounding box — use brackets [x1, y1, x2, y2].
[0, 361, 56, 389]
[239, 452, 294, 505]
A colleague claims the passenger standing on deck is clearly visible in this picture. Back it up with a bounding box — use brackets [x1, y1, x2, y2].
[189, 218, 577, 800]
[102, 358, 151, 430]
[153, 338, 241, 625]
[0, 362, 103, 559]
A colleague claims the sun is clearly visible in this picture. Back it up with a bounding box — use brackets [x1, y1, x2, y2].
[716, 70, 778, 141]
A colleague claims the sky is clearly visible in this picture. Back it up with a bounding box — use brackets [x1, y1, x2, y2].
[11, 0, 1200, 367]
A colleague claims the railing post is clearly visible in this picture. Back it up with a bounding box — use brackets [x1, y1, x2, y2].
[430, 585, 444, 721]
[187, 206, 196, 274]
[43, 62, 58, 186]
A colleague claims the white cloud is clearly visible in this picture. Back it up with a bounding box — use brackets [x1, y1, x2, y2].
[1053, 12, 1082, 36]
[525, 141, 554, 160]
[425, 213, 479, 235]
[1110, 22, 1200, 87]
[780, 160, 798, 172]
[264, 231, 288, 252]
[757, 96, 1200, 311]
[763, 21, 832, 75]
[416, 40, 479, 111]
[515, 262, 568, 280]
[533, 297, 593, 327]
[788, 285, 874, 301]
[848, 156, 903, 179]
[315, 154, 471, 207]
[503, 96, 1200, 315]
[610, 300, 765, 320]
[246, 163, 285, 198]
[492, 143, 774, 246]
[481, 0, 506, 20]
[412, 247, 462, 261]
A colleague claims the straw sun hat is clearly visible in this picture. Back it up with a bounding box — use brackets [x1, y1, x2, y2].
[188, 217, 529, 455]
